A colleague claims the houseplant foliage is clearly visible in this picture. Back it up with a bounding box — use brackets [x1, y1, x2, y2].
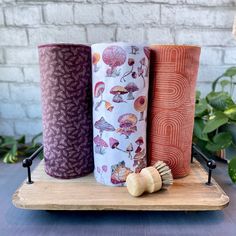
[193, 67, 236, 183]
[0, 133, 43, 164]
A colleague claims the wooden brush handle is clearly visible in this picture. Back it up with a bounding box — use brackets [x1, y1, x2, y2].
[126, 167, 162, 197]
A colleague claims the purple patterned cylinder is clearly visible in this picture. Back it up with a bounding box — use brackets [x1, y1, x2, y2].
[38, 44, 94, 179]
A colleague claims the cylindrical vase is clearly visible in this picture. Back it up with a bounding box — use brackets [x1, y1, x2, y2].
[38, 44, 94, 179]
[148, 45, 201, 178]
[91, 42, 150, 186]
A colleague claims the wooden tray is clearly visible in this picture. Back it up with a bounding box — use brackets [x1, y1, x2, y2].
[12, 159, 229, 211]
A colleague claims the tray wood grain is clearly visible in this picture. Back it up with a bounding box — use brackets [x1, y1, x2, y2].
[12, 159, 229, 211]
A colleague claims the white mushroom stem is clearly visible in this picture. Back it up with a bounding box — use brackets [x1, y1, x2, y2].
[116, 147, 127, 153]
[127, 151, 132, 159]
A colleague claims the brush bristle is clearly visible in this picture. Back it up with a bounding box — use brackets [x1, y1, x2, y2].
[154, 161, 173, 189]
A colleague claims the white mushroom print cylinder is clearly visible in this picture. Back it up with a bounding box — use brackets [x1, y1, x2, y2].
[91, 42, 150, 186]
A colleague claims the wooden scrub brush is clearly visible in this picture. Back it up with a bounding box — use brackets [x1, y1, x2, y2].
[126, 161, 173, 197]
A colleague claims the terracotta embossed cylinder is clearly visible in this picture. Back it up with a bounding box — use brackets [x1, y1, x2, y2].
[91, 43, 150, 186]
[38, 44, 94, 179]
[148, 45, 201, 178]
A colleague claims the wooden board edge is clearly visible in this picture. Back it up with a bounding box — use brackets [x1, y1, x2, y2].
[12, 192, 230, 212]
[12, 160, 230, 212]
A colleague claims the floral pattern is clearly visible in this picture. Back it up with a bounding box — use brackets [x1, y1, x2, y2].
[92, 43, 150, 186]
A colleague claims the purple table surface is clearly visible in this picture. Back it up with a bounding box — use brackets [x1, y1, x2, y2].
[0, 158, 236, 236]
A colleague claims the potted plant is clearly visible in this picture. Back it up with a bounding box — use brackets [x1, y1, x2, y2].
[0, 133, 42, 164]
[193, 67, 236, 183]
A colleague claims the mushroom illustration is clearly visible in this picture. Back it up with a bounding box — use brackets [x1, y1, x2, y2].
[102, 165, 107, 172]
[102, 45, 126, 77]
[95, 117, 115, 137]
[132, 71, 137, 79]
[93, 135, 108, 154]
[125, 82, 139, 100]
[92, 52, 100, 72]
[126, 143, 133, 159]
[133, 149, 146, 172]
[138, 57, 148, 87]
[135, 136, 144, 153]
[105, 101, 114, 112]
[117, 113, 138, 139]
[120, 58, 135, 82]
[144, 47, 150, 60]
[110, 138, 134, 159]
[110, 86, 128, 103]
[109, 137, 126, 152]
[130, 46, 139, 55]
[111, 161, 132, 184]
[94, 81, 105, 110]
[97, 165, 108, 184]
[134, 96, 147, 121]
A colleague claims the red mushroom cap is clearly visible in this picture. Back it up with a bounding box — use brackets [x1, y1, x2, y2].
[128, 58, 135, 66]
[135, 146, 142, 153]
[134, 96, 147, 112]
[135, 136, 144, 146]
[102, 45, 126, 68]
[94, 81, 105, 98]
[109, 137, 119, 149]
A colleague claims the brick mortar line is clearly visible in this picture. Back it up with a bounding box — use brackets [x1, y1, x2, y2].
[4, 1, 236, 7]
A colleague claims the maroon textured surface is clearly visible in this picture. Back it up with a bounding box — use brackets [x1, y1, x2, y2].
[38, 44, 94, 179]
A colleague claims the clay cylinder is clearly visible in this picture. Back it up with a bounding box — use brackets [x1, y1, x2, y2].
[148, 45, 201, 178]
[38, 44, 94, 179]
[91, 43, 150, 186]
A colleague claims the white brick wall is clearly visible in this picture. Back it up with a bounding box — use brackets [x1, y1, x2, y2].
[5, 5, 42, 26]
[44, 4, 73, 25]
[0, 0, 236, 138]
[103, 4, 160, 24]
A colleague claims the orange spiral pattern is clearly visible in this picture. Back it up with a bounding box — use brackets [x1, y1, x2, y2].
[148, 45, 201, 178]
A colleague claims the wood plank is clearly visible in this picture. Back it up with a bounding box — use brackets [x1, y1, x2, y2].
[12, 159, 229, 211]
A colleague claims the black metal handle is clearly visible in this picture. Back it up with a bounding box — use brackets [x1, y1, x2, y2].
[22, 144, 216, 186]
[192, 143, 216, 185]
[22, 145, 43, 184]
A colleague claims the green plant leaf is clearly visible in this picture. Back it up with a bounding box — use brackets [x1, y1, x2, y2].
[194, 118, 209, 141]
[205, 141, 222, 152]
[220, 79, 231, 88]
[213, 132, 232, 149]
[203, 111, 228, 133]
[228, 157, 236, 183]
[196, 90, 201, 101]
[224, 105, 236, 120]
[3, 151, 18, 164]
[223, 67, 236, 77]
[32, 132, 42, 145]
[195, 98, 208, 117]
[17, 135, 25, 144]
[212, 75, 223, 91]
[0, 136, 16, 148]
[206, 91, 234, 111]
